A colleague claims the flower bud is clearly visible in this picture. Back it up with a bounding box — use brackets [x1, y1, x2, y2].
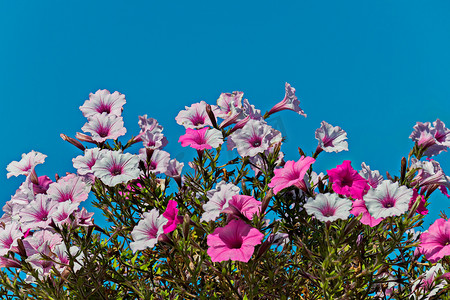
[60, 134, 86, 151]
[182, 213, 190, 239]
[75, 132, 95, 143]
[205, 104, 219, 129]
[261, 189, 274, 214]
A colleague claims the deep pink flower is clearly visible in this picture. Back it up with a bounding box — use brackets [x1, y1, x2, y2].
[79, 89, 126, 118]
[32, 175, 52, 194]
[207, 219, 264, 262]
[418, 218, 450, 263]
[315, 121, 348, 153]
[267, 83, 306, 117]
[268, 156, 315, 194]
[162, 200, 182, 234]
[327, 160, 370, 200]
[351, 199, 383, 227]
[6, 151, 47, 179]
[226, 195, 261, 220]
[81, 112, 127, 143]
[175, 101, 216, 129]
[408, 189, 428, 216]
[179, 128, 223, 150]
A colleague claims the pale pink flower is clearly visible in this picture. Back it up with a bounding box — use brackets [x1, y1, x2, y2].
[364, 180, 412, 219]
[52, 201, 80, 228]
[81, 112, 127, 143]
[92, 150, 141, 187]
[207, 219, 264, 263]
[409, 119, 450, 157]
[47, 174, 90, 203]
[305, 171, 328, 192]
[162, 200, 182, 234]
[248, 145, 284, 176]
[228, 119, 282, 157]
[72, 148, 108, 176]
[138, 115, 164, 133]
[6, 151, 47, 179]
[268, 156, 316, 194]
[359, 162, 384, 189]
[327, 160, 370, 200]
[411, 158, 450, 193]
[79, 89, 126, 118]
[179, 128, 223, 150]
[141, 131, 168, 150]
[213, 91, 244, 119]
[139, 149, 171, 175]
[315, 121, 348, 153]
[242, 99, 263, 121]
[411, 263, 449, 298]
[201, 181, 240, 222]
[175, 101, 215, 129]
[304, 193, 352, 222]
[74, 207, 95, 227]
[267, 83, 306, 117]
[20, 195, 59, 231]
[0, 223, 23, 256]
[165, 159, 184, 178]
[130, 209, 167, 253]
[53, 244, 83, 273]
[418, 218, 450, 263]
[351, 199, 383, 227]
[226, 195, 261, 220]
[23, 230, 62, 257]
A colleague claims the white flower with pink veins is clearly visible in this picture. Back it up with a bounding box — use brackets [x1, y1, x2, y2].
[79, 89, 126, 118]
[175, 101, 216, 129]
[6, 150, 47, 179]
[81, 112, 127, 143]
[92, 150, 140, 187]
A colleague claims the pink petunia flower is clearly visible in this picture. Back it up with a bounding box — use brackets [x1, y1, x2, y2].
[162, 200, 182, 234]
[201, 181, 240, 222]
[315, 121, 348, 153]
[130, 209, 167, 253]
[141, 131, 168, 150]
[411, 263, 450, 298]
[268, 156, 316, 194]
[411, 158, 450, 196]
[409, 119, 450, 157]
[267, 83, 306, 117]
[179, 128, 223, 151]
[351, 199, 383, 227]
[46, 174, 91, 203]
[139, 149, 171, 175]
[81, 112, 127, 143]
[52, 201, 80, 228]
[364, 180, 412, 219]
[6, 151, 47, 179]
[228, 119, 282, 157]
[0, 223, 24, 256]
[327, 160, 370, 200]
[165, 159, 184, 178]
[207, 219, 264, 263]
[225, 195, 261, 220]
[359, 162, 384, 189]
[72, 148, 108, 176]
[32, 175, 52, 195]
[19, 194, 60, 231]
[408, 189, 428, 216]
[304, 193, 352, 222]
[92, 150, 141, 187]
[213, 91, 244, 119]
[138, 115, 164, 133]
[73, 207, 95, 227]
[79, 89, 126, 118]
[417, 218, 450, 263]
[175, 101, 216, 129]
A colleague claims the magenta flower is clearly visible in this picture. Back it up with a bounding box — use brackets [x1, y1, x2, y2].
[359, 162, 384, 189]
[32, 175, 52, 195]
[364, 180, 412, 219]
[162, 200, 182, 234]
[315, 121, 348, 153]
[327, 160, 370, 200]
[201, 181, 240, 222]
[0, 223, 23, 256]
[268, 156, 316, 194]
[409, 189, 428, 216]
[6, 151, 47, 179]
[130, 209, 167, 253]
[304, 193, 352, 222]
[226, 195, 261, 220]
[47, 174, 90, 203]
[79, 89, 126, 118]
[19, 194, 59, 231]
[351, 199, 383, 227]
[207, 219, 264, 263]
[81, 112, 127, 143]
[175, 101, 215, 129]
[72, 148, 108, 176]
[228, 119, 282, 157]
[418, 218, 450, 263]
[92, 150, 141, 187]
[179, 128, 223, 151]
[267, 83, 306, 117]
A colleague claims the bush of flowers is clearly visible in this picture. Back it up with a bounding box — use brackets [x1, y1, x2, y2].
[1, 84, 450, 299]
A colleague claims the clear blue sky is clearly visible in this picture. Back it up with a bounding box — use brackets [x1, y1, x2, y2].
[1, 1, 450, 227]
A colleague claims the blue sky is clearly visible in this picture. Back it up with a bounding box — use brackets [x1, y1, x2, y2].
[1, 1, 450, 227]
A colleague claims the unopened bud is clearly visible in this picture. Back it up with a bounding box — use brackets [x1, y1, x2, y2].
[229, 116, 250, 134]
[205, 104, 219, 129]
[75, 132, 95, 143]
[400, 157, 407, 184]
[183, 214, 190, 239]
[60, 134, 85, 151]
[29, 169, 39, 185]
[261, 189, 274, 214]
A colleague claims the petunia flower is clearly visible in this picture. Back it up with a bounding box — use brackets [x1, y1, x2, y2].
[19, 194, 60, 231]
[213, 91, 244, 119]
[141, 131, 168, 150]
[315, 121, 348, 153]
[32, 175, 52, 195]
[327, 160, 370, 200]
[364, 180, 412, 219]
[411, 263, 449, 299]
[81, 112, 127, 143]
[162, 200, 182, 234]
[72, 148, 108, 176]
[130, 209, 167, 253]
[248, 144, 284, 176]
[52, 201, 80, 228]
[359, 162, 384, 189]
[139, 149, 171, 175]
[0, 223, 24, 256]
[138, 115, 164, 133]
[408, 189, 428, 216]
[268, 156, 316, 194]
[73, 207, 95, 227]
[207, 219, 264, 263]
[411, 158, 450, 196]
[201, 181, 240, 222]
[409, 119, 450, 157]
[79, 89, 126, 118]
[417, 218, 450, 263]
[175, 101, 216, 129]
[179, 128, 223, 150]
[228, 119, 282, 157]
[304, 193, 352, 222]
[267, 82, 306, 117]
[6, 151, 47, 179]
[92, 150, 141, 187]
[46, 174, 91, 203]
[351, 199, 383, 227]
[225, 195, 261, 220]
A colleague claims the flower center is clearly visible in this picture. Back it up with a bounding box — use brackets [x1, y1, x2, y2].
[227, 237, 243, 249]
[149, 161, 158, 170]
[97, 102, 112, 114]
[110, 165, 123, 176]
[97, 125, 110, 138]
[320, 204, 336, 217]
[190, 114, 205, 127]
[381, 197, 396, 208]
